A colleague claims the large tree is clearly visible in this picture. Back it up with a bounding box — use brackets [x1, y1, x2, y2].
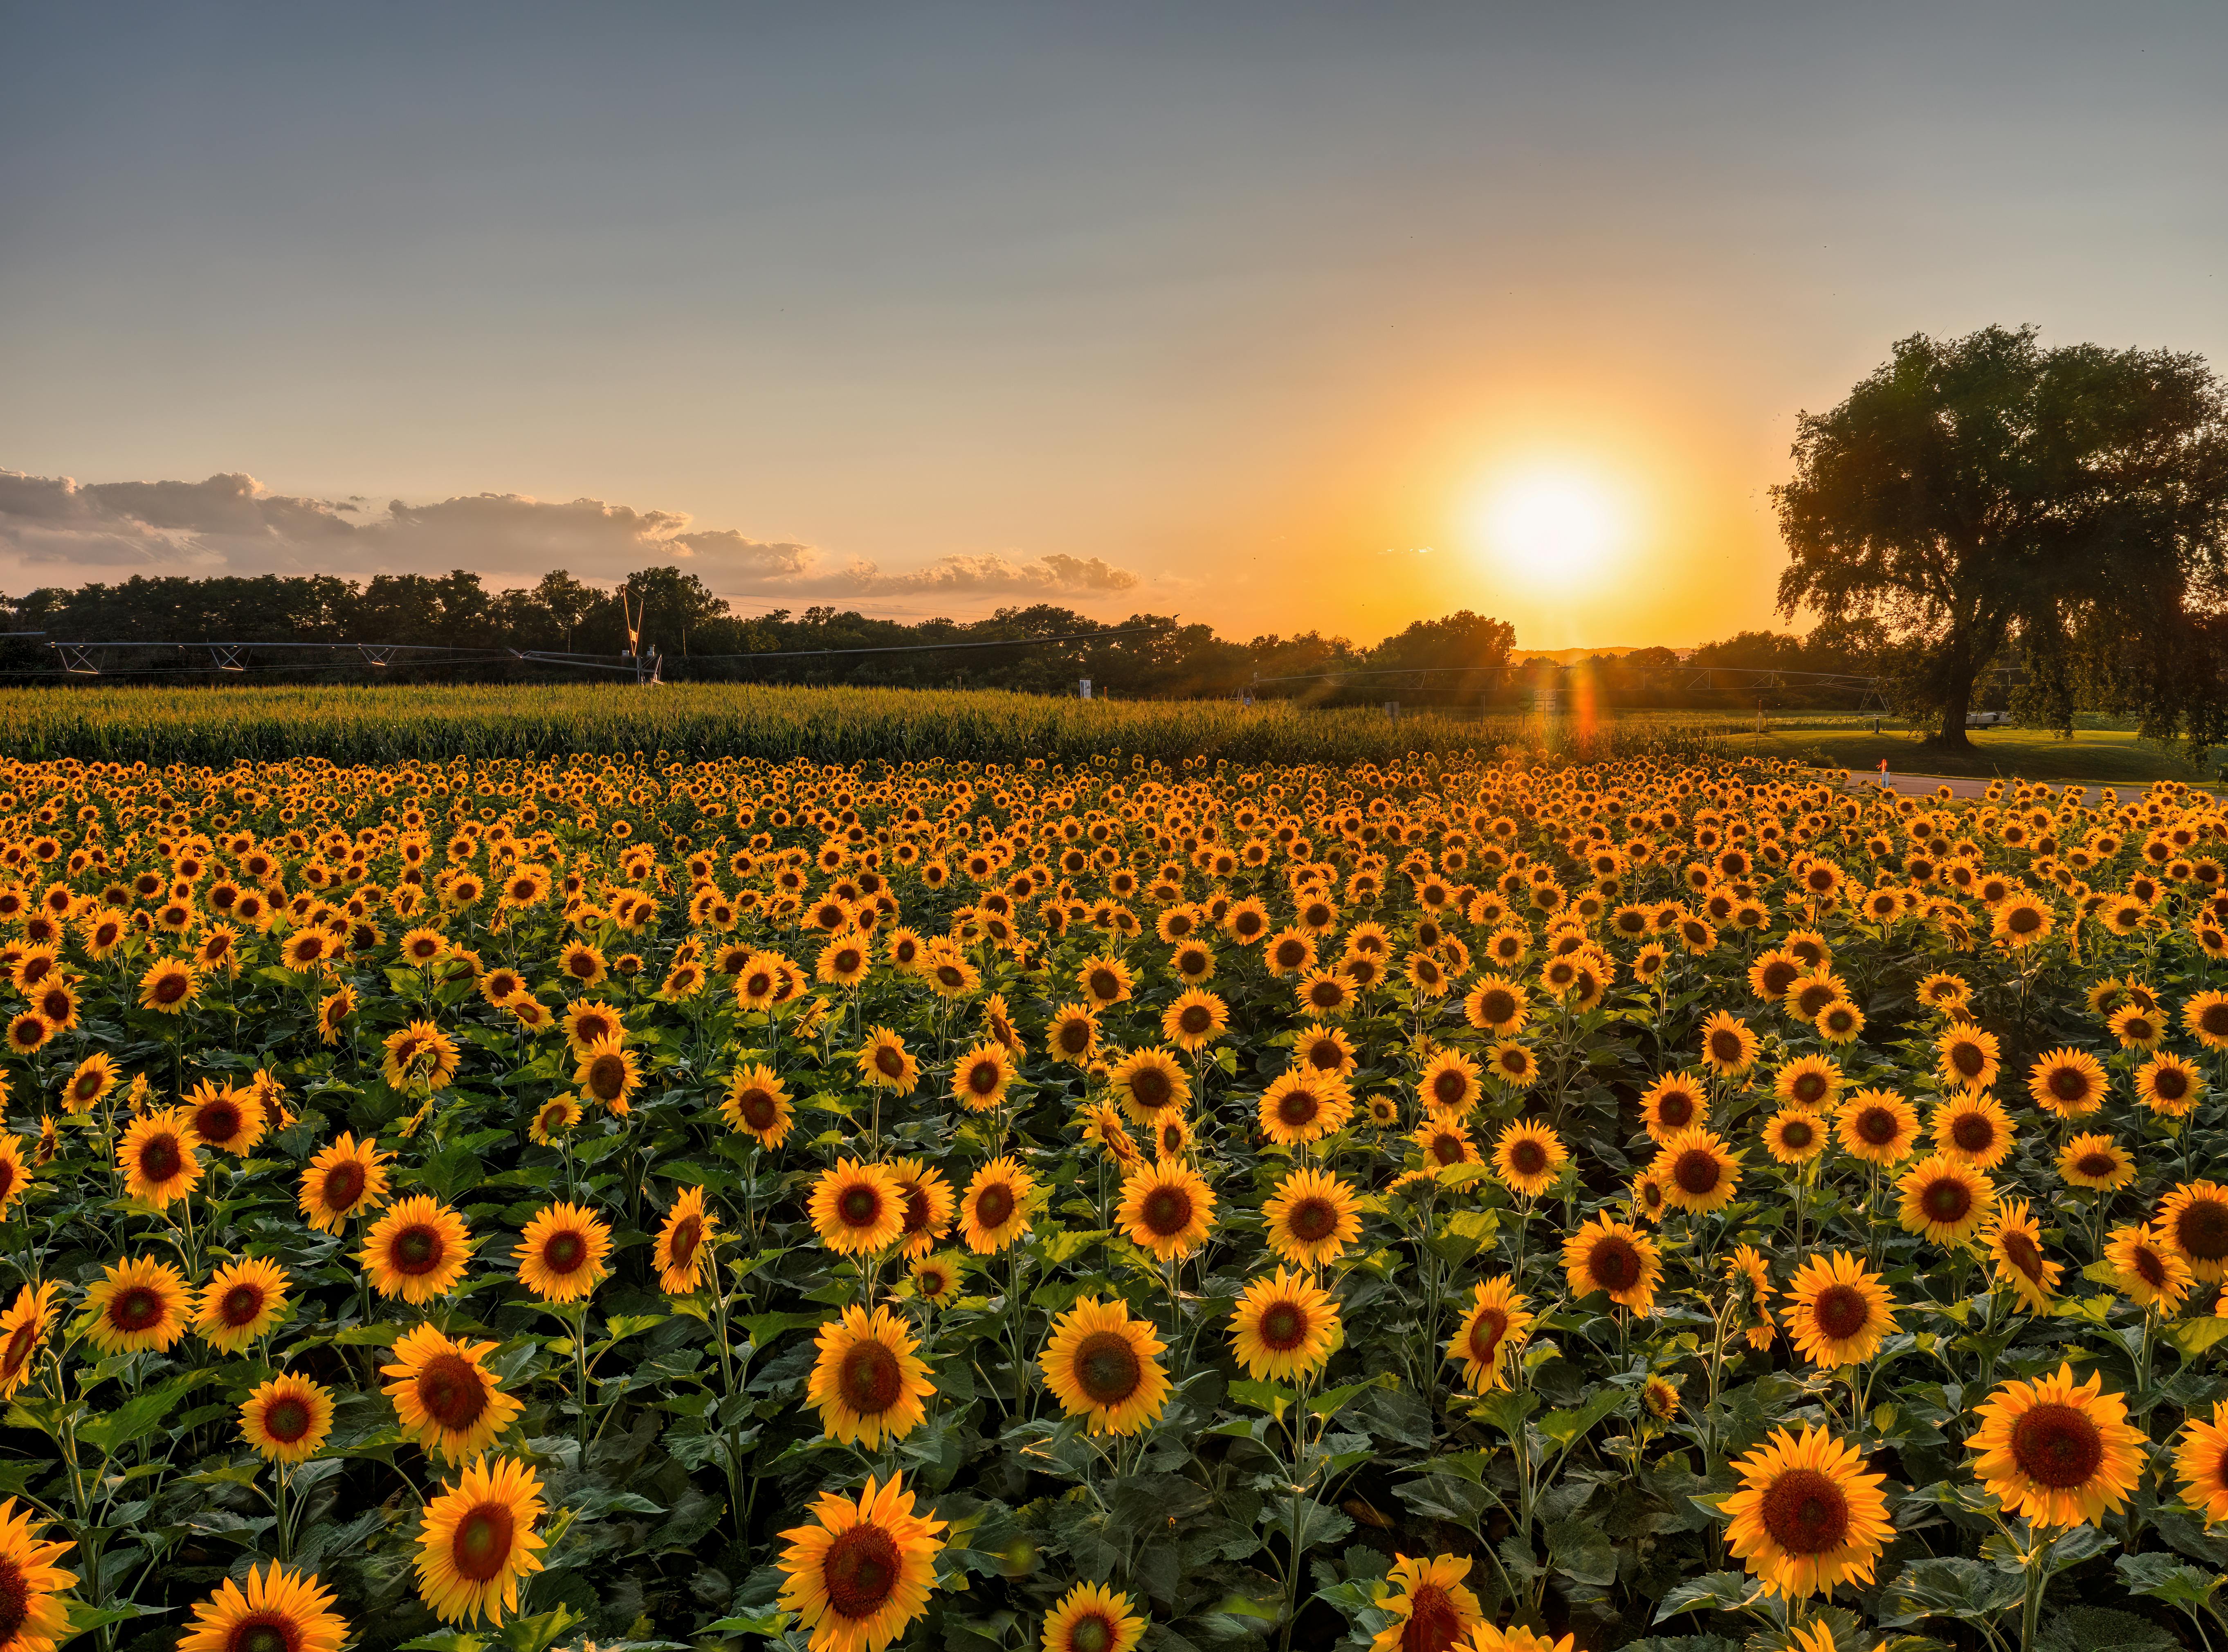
[1773, 324, 2228, 751]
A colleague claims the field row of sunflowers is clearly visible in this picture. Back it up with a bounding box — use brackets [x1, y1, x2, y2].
[2, 744, 2227, 1652]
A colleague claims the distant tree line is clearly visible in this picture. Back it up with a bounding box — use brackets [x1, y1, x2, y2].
[0, 564, 1908, 710]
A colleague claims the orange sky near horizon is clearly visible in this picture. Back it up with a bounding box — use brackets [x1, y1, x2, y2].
[3, 6, 2222, 654]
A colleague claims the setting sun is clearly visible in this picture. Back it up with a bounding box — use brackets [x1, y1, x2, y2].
[1471, 463, 1634, 591]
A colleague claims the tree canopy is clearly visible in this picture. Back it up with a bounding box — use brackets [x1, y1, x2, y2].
[1773, 324, 2228, 751]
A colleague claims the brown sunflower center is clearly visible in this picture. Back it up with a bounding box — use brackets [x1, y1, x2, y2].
[2152, 1067, 2193, 1102]
[1128, 1068, 1172, 1110]
[263, 1397, 312, 1444]
[220, 1283, 266, 1328]
[391, 1224, 445, 1274]
[1759, 1466, 1851, 1555]
[109, 1285, 162, 1331]
[1657, 1091, 1697, 1128]
[1509, 1140, 1548, 1177]
[840, 1338, 904, 1414]
[822, 1522, 902, 1620]
[2129, 1244, 2168, 1289]
[1855, 1108, 1898, 1146]
[416, 1351, 491, 1430]
[1074, 1330, 1143, 1406]
[1587, 1235, 1642, 1293]
[139, 1137, 183, 1184]
[1951, 1114, 1995, 1153]
[1949, 1041, 1986, 1078]
[584, 1054, 628, 1102]
[2075, 1152, 2118, 1179]
[2173, 1199, 2228, 1261]
[541, 1231, 587, 1274]
[1400, 1581, 1463, 1652]
[1140, 1186, 1194, 1237]
[1179, 1005, 1213, 1035]
[1468, 1309, 1507, 1364]
[226, 1612, 301, 1652]
[1057, 1020, 1092, 1054]
[321, 1160, 366, 1212]
[2049, 1067, 2091, 1102]
[974, 1184, 1016, 1231]
[1287, 1197, 1336, 1242]
[1778, 1118, 1816, 1151]
[1920, 1178, 1973, 1225]
[2001, 1229, 2045, 1282]
[1277, 1089, 1321, 1127]
[966, 1061, 1002, 1096]
[737, 1088, 778, 1129]
[1812, 1283, 1871, 1342]
[1672, 1149, 1722, 1197]
[1305, 1039, 1343, 1071]
[667, 1215, 702, 1268]
[2009, 1401, 2105, 1489]
[1260, 1302, 1309, 1351]
[1068, 1613, 1118, 1652]
[451, 1501, 518, 1582]
[839, 1187, 885, 1229]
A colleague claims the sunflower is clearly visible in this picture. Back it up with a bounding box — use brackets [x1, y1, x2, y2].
[1835, 1089, 1920, 1166]
[558, 999, 625, 1057]
[1562, 1216, 1660, 1313]
[856, 1027, 920, 1096]
[81, 1254, 192, 1355]
[1446, 1277, 1533, 1394]
[1229, 1268, 1341, 1382]
[2057, 1132, 2135, 1192]
[1161, 988, 1230, 1053]
[1935, 1024, 2001, 1090]
[1109, 1047, 1191, 1127]
[2105, 1221, 2193, 1314]
[1655, 1127, 1741, 1214]
[808, 1304, 937, 1448]
[184, 1079, 265, 1156]
[1896, 1154, 1994, 1247]
[516, 1201, 613, 1302]
[557, 940, 607, 989]
[1721, 1425, 1893, 1599]
[1040, 1581, 1146, 1652]
[1118, 1160, 1216, 1261]
[2108, 1003, 2165, 1050]
[1781, 1252, 1896, 1368]
[722, 1064, 795, 1146]
[1489, 1119, 1568, 1200]
[1368, 1554, 1482, 1652]
[571, 1038, 639, 1115]
[61, 1053, 117, 1115]
[1943, 1175, 2035, 1297]
[413, 1454, 548, 1625]
[1463, 975, 1530, 1035]
[0, 1499, 75, 1652]
[2137, 1052, 2205, 1118]
[1761, 1107, 1829, 1166]
[1643, 1374, 1683, 1420]
[2185, 991, 2228, 1050]
[654, 1186, 718, 1294]
[1044, 1003, 1101, 1065]
[1040, 1297, 1169, 1435]
[1488, 1040, 1539, 1089]
[1077, 954, 1135, 1008]
[1413, 1112, 1481, 1171]
[1417, 1050, 1482, 1115]
[1262, 1167, 1362, 1267]
[1815, 999, 1865, 1044]
[381, 1019, 461, 1092]
[1697, 1009, 1758, 1076]
[0, 1282, 59, 1401]
[137, 955, 200, 1014]
[0, 1133, 31, 1223]
[910, 1252, 964, 1306]
[316, 984, 354, 1044]
[1727, 1243, 1776, 1349]
[1638, 1072, 1707, 1140]
[1771, 1057, 1843, 1116]
[194, 1256, 290, 1352]
[1992, 894, 2055, 948]
[960, 1156, 1035, 1253]
[1296, 1023, 1358, 1076]
[359, 1195, 472, 1304]
[298, 1132, 389, 1233]
[2154, 1180, 2228, 1282]
[810, 1160, 905, 1256]
[528, 1097, 581, 1146]
[1931, 1091, 2014, 1170]
[886, 1159, 956, 1260]
[239, 1372, 335, 1463]
[777, 1471, 945, 1652]
[1968, 1362, 2145, 1528]
[1258, 1070, 1354, 1148]
[2174, 1401, 2228, 1526]
[118, 1107, 202, 1208]
[1294, 967, 1359, 1018]
[2028, 1048, 2108, 1119]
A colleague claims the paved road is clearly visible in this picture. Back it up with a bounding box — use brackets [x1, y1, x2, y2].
[1837, 770, 1997, 800]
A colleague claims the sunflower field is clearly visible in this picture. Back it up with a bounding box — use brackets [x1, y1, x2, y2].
[5, 743, 2228, 1652]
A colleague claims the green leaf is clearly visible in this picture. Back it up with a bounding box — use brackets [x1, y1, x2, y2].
[2035, 1606, 2180, 1652]
[739, 1310, 826, 1349]
[1655, 1571, 1761, 1622]
[1541, 1385, 1626, 1449]
[2167, 1317, 2228, 1360]
[332, 1323, 404, 1346]
[1474, 1387, 1540, 1439]
[77, 1370, 217, 1456]
[2114, 1551, 2224, 1614]
[1876, 1557, 2025, 1627]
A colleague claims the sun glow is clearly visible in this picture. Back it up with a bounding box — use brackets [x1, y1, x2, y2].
[1471, 463, 1633, 590]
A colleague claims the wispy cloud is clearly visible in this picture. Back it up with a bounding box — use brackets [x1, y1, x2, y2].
[0, 470, 1142, 602]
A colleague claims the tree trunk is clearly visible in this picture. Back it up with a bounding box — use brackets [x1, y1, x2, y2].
[1931, 665, 1976, 751]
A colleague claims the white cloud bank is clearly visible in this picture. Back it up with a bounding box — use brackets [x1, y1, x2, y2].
[0, 470, 1141, 601]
